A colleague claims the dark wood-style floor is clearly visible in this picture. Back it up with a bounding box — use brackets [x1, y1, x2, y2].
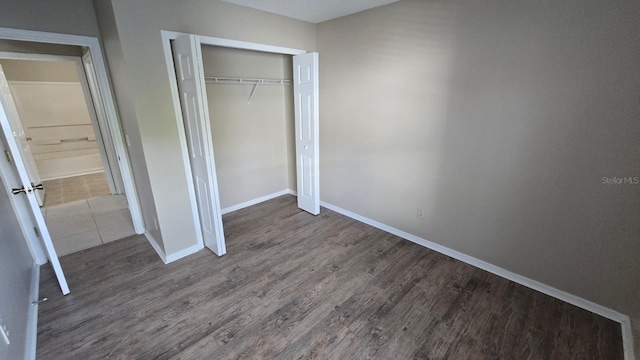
[37, 195, 623, 359]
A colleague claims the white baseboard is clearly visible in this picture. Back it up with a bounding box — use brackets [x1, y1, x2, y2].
[25, 263, 40, 360]
[320, 200, 635, 360]
[221, 189, 293, 215]
[145, 230, 203, 264]
[149, 190, 295, 264]
[165, 243, 203, 263]
[145, 231, 167, 264]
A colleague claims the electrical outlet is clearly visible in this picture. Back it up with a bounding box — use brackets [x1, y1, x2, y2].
[125, 134, 131, 147]
[153, 217, 159, 231]
[0, 323, 10, 345]
[416, 207, 425, 220]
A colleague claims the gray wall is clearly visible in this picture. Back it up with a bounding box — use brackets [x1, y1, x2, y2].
[317, 0, 640, 351]
[94, 0, 316, 255]
[0, 156, 35, 360]
[93, 0, 163, 248]
[201, 46, 295, 208]
[0, 0, 99, 36]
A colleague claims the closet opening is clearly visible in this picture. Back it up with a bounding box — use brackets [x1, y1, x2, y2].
[201, 46, 297, 215]
[164, 32, 319, 258]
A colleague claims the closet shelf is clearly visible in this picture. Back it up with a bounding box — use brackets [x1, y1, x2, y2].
[205, 77, 292, 103]
[204, 77, 291, 85]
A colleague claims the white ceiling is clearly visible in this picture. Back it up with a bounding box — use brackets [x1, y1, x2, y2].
[219, 0, 401, 24]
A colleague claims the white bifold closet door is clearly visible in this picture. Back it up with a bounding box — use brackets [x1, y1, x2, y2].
[292, 53, 320, 215]
[172, 35, 226, 256]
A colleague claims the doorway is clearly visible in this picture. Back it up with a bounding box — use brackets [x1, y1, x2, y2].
[163, 32, 319, 257]
[0, 54, 135, 257]
[0, 27, 145, 295]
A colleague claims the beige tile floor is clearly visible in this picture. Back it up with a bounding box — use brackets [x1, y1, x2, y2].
[41, 173, 135, 256]
[42, 172, 111, 207]
[42, 195, 135, 256]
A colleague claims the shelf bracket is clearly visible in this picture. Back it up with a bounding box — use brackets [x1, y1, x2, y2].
[247, 80, 262, 104]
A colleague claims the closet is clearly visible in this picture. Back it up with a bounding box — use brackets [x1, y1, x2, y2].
[201, 46, 295, 209]
[169, 34, 319, 257]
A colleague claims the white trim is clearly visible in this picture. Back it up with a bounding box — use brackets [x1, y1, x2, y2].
[81, 49, 122, 194]
[320, 200, 636, 360]
[221, 189, 293, 215]
[0, 52, 79, 62]
[25, 263, 40, 360]
[197, 34, 306, 55]
[0, 27, 145, 235]
[0, 28, 97, 47]
[145, 230, 203, 264]
[7, 80, 81, 86]
[74, 54, 118, 195]
[622, 319, 636, 360]
[165, 243, 203, 264]
[145, 230, 167, 264]
[160, 30, 205, 249]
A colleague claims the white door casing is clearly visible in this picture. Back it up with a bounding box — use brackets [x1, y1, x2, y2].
[293, 53, 320, 215]
[0, 67, 45, 206]
[0, 64, 69, 295]
[80, 50, 121, 194]
[172, 35, 226, 256]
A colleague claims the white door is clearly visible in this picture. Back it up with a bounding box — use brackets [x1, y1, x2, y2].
[293, 53, 320, 215]
[0, 67, 45, 206]
[0, 66, 69, 295]
[172, 35, 226, 256]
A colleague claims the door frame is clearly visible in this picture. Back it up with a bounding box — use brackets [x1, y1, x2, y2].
[161, 30, 308, 250]
[0, 27, 145, 235]
[0, 51, 121, 194]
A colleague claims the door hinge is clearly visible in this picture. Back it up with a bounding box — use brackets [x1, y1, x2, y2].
[4, 150, 11, 163]
[34, 227, 40, 237]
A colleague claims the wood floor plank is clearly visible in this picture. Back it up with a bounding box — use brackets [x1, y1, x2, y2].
[36, 195, 624, 359]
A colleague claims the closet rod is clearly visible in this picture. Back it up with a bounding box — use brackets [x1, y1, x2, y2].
[204, 77, 291, 85]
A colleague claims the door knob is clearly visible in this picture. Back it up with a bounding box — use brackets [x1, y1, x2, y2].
[32, 183, 44, 191]
[12, 186, 26, 195]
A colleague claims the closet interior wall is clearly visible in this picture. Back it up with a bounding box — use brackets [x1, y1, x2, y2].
[201, 46, 295, 208]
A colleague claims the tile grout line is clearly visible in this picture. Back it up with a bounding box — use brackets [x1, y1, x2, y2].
[87, 198, 106, 245]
